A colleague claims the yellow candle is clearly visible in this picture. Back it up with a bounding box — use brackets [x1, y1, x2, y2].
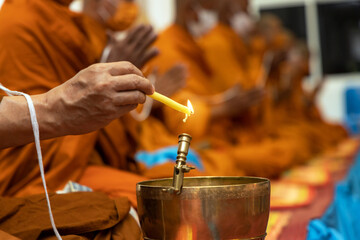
[148, 92, 194, 122]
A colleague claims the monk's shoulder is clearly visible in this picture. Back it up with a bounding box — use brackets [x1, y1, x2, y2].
[0, 1, 42, 39]
[0, 0, 67, 40]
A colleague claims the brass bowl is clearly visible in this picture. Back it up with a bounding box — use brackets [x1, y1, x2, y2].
[137, 177, 270, 240]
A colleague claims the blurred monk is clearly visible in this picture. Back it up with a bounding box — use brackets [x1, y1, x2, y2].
[253, 15, 319, 163]
[148, 0, 296, 178]
[0, 0, 157, 207]
[275, 41, 348, 150]
[81, 0, 209, 178]
[256, 16, 347, 162]
[197, 0, 251, 90]
[201, 0, 314, 176]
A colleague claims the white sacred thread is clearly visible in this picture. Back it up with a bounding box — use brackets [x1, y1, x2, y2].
[130, 74, 156, 122]
[0, 83, 62, 240]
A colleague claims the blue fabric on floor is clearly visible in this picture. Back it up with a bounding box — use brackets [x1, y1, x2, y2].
[307, 152, 360, 240]
[135, 146, 204, 171]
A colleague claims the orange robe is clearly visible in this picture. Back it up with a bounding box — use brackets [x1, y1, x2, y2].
[275, 71, 348, 151]
[0, 192, 141, 239]
[197, 24, 301, 176]
[123, 113, 240, 177]
[0, 0, 145, 207]
[260, 58, 348, 165]
[235, 29, 323, 164]
[259, 65, 317, 164]
[148, 24, 294, 178]
[244, 31, 339, 164]
[148, 25, 216, 140]
[197, 24, 248, 91]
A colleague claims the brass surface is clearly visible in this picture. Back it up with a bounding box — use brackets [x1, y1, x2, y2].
[168, 133, 195, 194]
[137, 177, 270, 240]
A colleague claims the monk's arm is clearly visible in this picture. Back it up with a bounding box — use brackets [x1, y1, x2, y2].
[0, 93, 56, 149]
[0, 62, 154, 149]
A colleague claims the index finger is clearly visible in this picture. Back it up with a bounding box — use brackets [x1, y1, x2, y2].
[111, 74, 155, 95]
[106, 61, 144, 77]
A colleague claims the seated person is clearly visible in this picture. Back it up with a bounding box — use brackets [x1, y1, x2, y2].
[0, 0, 156, 206]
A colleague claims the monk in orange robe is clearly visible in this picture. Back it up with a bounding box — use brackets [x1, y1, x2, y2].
[193, 1, 306, 167]
[272, 41, 348, 150]
[195, 2, 248, 91]
[0, 0, 159, 207]
[226, 9, 332, 163]
[257, 20, 347, 160]
[252, 22, 320, 163]
[74, 0, 236, 178]
[146, 0, 297, 178]
[200, 0, 327, 173]
[196, 0, 255, 90]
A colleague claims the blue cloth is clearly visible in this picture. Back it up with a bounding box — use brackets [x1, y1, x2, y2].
[307, 152, 360, 240]
[135, 146, 204, 171]
[57, 181, 93, 194]
[344, 87, 360, 135]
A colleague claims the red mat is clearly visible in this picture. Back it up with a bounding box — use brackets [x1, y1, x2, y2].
[269, 138, 359, 239]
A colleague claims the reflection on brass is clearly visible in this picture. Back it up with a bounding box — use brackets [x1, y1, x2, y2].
[165, 133, 195, 195]
[137, 177, 270, 240]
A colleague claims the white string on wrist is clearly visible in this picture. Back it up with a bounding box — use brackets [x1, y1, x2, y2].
[100, 44, 112, 63]
[0, 83, 62, 240]
[130, 96, 153, 122]
[130, 73, 155, 122]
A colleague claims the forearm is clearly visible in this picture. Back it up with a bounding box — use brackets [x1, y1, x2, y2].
[0, 62, 154, 149]
[0, 94, 60, 149]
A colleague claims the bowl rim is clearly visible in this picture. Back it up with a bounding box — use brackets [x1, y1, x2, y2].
[137, 176, 270, 189]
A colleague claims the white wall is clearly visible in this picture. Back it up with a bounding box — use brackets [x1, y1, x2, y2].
[317, 74, 360, 123]
[138, 0, 175, 31]
[69, 0, 175, 31]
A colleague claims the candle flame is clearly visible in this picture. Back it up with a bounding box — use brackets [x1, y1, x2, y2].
[187, 100, 194, 114]
[183, 100, 194, 123]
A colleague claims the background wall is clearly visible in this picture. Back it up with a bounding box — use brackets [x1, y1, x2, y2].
[318, 74, 360, 123]
[69, 0, 176, 30]
[137, 0, 175, 31]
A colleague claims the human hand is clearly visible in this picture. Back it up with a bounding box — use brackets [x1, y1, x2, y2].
[153, 64, 187, 97]
[227, 86, 265, 115]
[211, 85, 265, 118]
[106, 25, 159, 69]
[304, 77, 326, 108]
[45, 61, 154, 136]
[149, 64, 187, 109]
